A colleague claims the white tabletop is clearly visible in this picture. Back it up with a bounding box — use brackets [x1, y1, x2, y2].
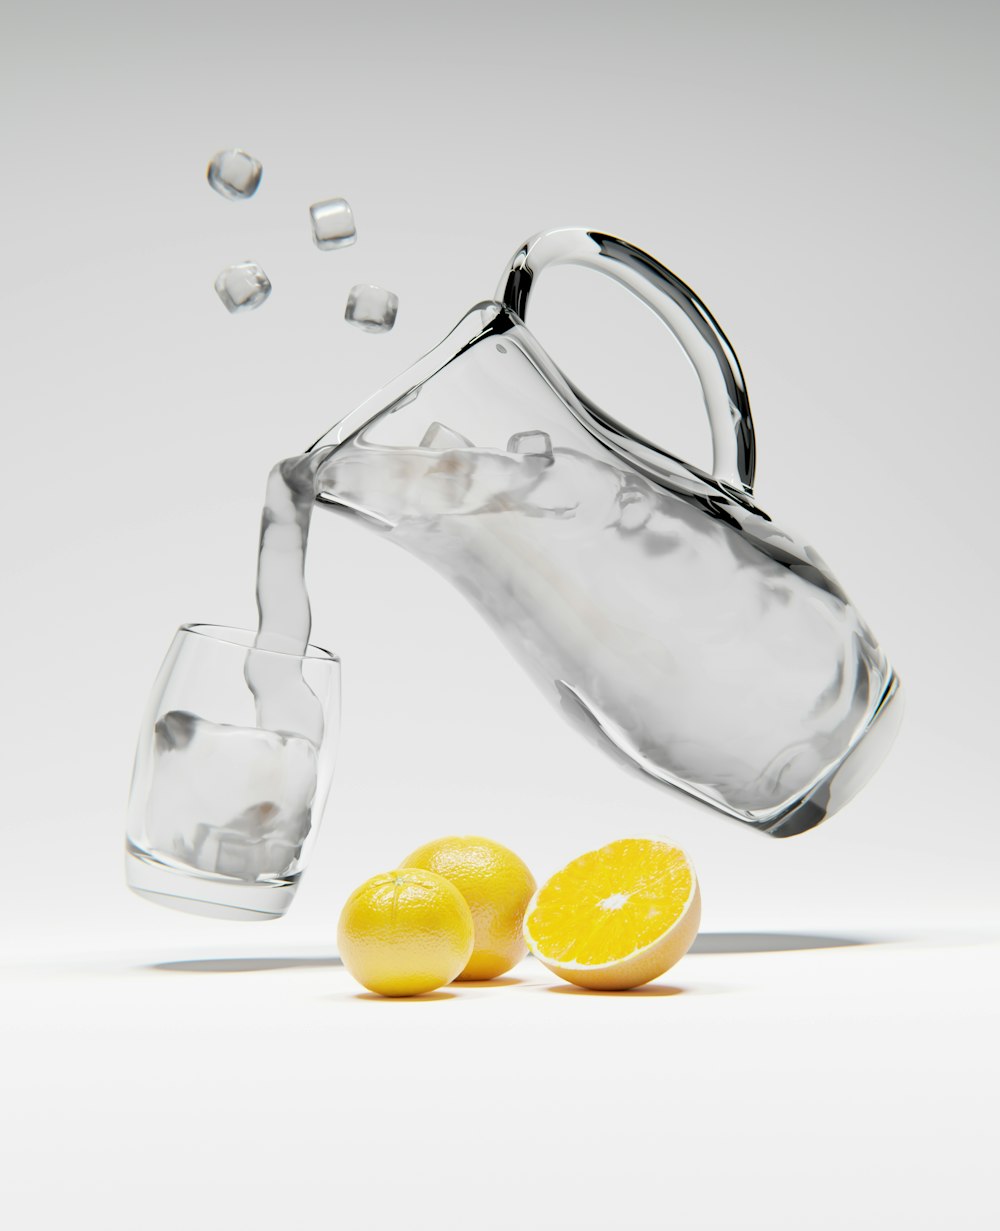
[4, 922, 997, 1230]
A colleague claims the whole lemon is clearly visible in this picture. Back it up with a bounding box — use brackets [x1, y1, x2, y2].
[337, 869, 474, 997]
[400, 836, 536, 981]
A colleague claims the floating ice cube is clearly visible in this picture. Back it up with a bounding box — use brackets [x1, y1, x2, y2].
[507, 430, 553, 461]
[345, 284, 398, 333]
[207, 149, 262, 200]
[147, 711, 318, 881]
[214, 262, 271, 314]
[309, 197, 356, 250]
[419, 421, 474, 449]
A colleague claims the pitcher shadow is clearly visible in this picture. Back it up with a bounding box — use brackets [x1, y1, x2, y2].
[690, 932, 879, 954]
[143, 934, 881, 975]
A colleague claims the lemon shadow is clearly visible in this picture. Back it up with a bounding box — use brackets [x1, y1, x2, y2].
[543, 982, 687, 998]
[352, 990, 457, 1003]
[451, 975, 525, 989]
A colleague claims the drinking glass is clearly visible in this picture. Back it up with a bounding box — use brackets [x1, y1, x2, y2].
[126, 623, 340, 920]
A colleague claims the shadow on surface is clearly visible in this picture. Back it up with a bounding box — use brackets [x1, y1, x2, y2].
[148, 956, 343, 973]
[691, 932, 876, 954]
[353, 990, 456, 1003]
[544, 982, 686, 998]
[144, 934, 883, 975]
[452, 975, 525, 989]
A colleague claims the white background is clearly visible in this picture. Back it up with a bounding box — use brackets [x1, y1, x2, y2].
[1, 2, 997, 1227]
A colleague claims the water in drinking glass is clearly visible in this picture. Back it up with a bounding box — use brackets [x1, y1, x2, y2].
[146, 710, 318, 881]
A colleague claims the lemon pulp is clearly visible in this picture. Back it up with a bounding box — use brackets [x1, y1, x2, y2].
[524, 838, 699, 988]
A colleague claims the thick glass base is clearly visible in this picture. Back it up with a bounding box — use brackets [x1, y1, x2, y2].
[125, 842, 298, 921]
[763, 670, 904, 837]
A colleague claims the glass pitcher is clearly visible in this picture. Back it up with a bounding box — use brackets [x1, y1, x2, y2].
[308, 228, 902, 837]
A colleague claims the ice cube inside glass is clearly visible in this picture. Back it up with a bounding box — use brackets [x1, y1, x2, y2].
[126, 625, 340, 920]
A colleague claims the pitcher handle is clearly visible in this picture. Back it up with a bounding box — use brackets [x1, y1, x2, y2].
[497, 228, 756, 494]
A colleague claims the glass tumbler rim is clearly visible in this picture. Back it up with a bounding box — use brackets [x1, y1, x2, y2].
[178, 622, 339, 664]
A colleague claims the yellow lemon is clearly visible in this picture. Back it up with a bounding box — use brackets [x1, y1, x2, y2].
[523, 838, 701, 990]
[400, 836, 537, 981]
[337, 869, 474, 997]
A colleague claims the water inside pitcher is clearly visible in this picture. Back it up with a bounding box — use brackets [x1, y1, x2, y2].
[308, 229, 901, 837]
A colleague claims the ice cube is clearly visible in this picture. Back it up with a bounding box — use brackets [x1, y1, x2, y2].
[419, 421, 474, 449]
[147, 712, 318, 881]
[616, 487, 653, 533]
[214, 262, 272, 314]
[507, 430, 553, 461]
[207, 149, 263, 200]
[309, 197, 357, 250]
[155, 709, 198, 752]
[345, 284, 398, 333]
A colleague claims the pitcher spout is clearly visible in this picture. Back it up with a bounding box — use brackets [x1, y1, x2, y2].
[308, 302, 508, 458]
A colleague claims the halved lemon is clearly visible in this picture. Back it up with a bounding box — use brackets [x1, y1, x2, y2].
[523, 838, 701, 990]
